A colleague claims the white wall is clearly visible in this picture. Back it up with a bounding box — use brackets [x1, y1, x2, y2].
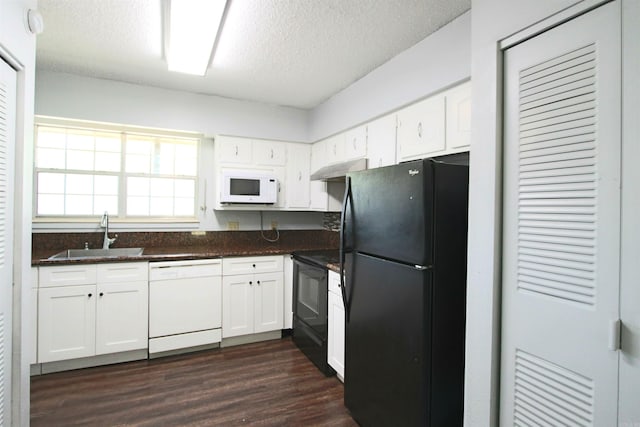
[464, 1, 602, 426]
[35, 70, 309, 142]
[0, 0, 37, 424]
[308, 11, 471, 141]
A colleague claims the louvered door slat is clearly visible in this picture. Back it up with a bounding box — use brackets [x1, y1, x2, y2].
[521, 44, 596, 80]
[521, 64, 595, 97]
[520, 76, 596, 107]
[520, 93, 596, 120]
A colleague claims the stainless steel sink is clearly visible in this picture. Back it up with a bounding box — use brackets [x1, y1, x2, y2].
[48, 247, 144, 260]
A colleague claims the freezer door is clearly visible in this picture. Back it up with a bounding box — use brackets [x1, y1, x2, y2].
[345, 160, 433, 266]
[344, 252, 432, 426]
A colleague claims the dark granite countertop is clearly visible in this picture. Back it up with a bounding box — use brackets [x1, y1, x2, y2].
[326, 262, 340, 273]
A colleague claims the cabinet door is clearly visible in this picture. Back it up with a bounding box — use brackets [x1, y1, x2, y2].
[286, 144, 311, 209]
[272, 166, 286, 208]
[326, 133, 346, 165]
[327, 291, 345, 379]
[309, 181, 328, 211]
[445, 81, 471, 149]
[311, 140, 327, 173]
[396, 94, 445, 161]
[344, 125, 367, 160]
[38, 285, 96, 363]
[95, 281, 148, 355]
[253, 140, 286, 166]
[367, 114, 397, 168]
[216, 136, 252, 164]
[253, 272, 284, 334]
[222, 274, 254, 338]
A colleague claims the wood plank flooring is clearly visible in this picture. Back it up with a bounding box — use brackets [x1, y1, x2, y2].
[31, 337, 357, 427]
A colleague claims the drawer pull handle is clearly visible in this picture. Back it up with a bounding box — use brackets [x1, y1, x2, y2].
[88, 293, 92, 298]
[257, 280, 261, 285]
[252, 264, 256, 268]
[99, 292, 104, 297]
[249, 281, 253, 285]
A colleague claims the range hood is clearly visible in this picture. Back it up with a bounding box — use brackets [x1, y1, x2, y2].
[310, 158, 368, 182]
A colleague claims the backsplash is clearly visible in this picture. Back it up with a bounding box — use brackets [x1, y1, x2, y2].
[323, 212, 341, 232]
[32, 229, 339, 261]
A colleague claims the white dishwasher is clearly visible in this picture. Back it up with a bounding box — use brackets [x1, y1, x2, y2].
[148, 259, 222, 355]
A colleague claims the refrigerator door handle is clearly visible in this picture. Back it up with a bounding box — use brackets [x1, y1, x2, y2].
[340, 176, 352, 321]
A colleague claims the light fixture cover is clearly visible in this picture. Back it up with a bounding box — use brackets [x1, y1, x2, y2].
[166, 0, 227, 76]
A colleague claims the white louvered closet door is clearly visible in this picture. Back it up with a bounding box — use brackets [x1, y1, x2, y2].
[501, 2, 621, 426]
[0, 58, 17, 426]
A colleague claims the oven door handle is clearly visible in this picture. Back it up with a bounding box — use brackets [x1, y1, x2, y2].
[340, 176, 352, 321]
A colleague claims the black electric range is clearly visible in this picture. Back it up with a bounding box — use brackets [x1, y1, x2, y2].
[291, 249, 340, 376]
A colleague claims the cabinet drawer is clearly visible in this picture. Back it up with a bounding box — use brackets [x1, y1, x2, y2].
[97, 262, 148, 283]
[222, 255, 283, 275]
[39, 264, 97, 287]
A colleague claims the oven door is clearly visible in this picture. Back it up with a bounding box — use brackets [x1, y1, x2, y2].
[293, 258, 328, 338]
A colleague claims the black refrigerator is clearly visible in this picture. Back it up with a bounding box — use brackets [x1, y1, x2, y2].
[340, 153, 469, 427]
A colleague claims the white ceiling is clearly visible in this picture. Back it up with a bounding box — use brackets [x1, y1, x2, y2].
[35, 0, 471, 110]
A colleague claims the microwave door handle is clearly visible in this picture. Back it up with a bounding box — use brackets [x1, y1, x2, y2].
[340, 176, 352, 321]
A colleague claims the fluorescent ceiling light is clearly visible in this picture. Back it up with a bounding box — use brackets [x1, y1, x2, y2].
[166, 0, 227, 76]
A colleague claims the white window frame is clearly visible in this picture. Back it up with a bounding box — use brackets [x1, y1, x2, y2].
[32, 116, 202, 228]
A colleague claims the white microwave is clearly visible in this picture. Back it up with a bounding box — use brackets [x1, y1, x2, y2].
[220, 170, 278, 204]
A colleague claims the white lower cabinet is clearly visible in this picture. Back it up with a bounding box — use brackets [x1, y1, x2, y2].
[95, 281, 148, 355]
[37, 262, 148, 364]
[38, 284, 96, 362]
[327, 271, 345, 379]
[222, 256, 284, 338]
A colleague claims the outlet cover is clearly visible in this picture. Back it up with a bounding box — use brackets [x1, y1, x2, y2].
[271, 221, 278, 230]
[228, 221, 239, 230]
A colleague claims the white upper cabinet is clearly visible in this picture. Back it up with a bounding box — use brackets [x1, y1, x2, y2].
[394, 81, 471, 162]
[310, 139, 327, 173]
[286, 143, 311, 209]
[216, 135, 253, 164]
[366, 114, 397, 169]
[216, 136, 287, 166]
[445, 81, 472, 149]
[253, 140, 286, 166]
[325, 133, 346, 165]
[344, 125, 367, 160]
[396, 94, 446, 162]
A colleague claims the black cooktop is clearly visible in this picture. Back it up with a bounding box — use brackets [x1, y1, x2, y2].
[292, 249, 340, 268]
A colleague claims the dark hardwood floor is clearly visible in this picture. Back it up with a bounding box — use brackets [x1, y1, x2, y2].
[31, 337, 358, 427]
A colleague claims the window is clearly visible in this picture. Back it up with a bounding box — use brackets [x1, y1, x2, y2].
[34, 120, 199, 219]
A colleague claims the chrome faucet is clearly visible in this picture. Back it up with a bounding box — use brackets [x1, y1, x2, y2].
[100, 211, 117, 249]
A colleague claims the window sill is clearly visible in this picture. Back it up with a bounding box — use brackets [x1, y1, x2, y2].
[32, 218, 200, 232]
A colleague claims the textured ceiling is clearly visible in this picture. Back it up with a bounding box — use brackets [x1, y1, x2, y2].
[36, 0, 471, 109]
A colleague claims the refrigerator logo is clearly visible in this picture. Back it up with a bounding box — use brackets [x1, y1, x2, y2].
[408, 169, 420, 176]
